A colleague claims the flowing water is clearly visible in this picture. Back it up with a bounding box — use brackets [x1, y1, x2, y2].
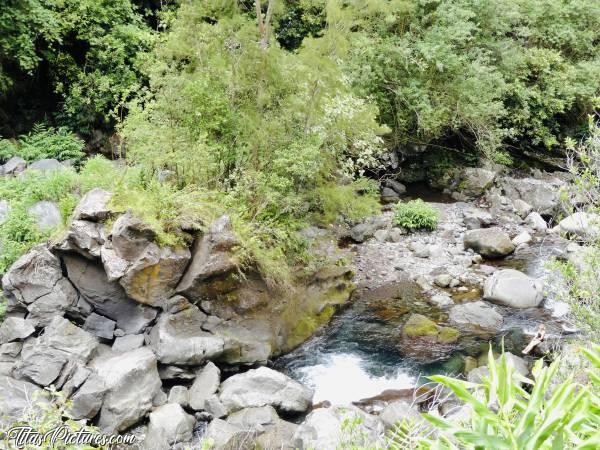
[275, 197, 573, 405]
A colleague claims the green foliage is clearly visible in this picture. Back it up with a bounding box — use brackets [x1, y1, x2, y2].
[120, 0, 386, 279]
[412, 346, 600, 450]
[343, 0, 600, 156]
[315, 179, 380, 225]
[2, 388, 107, 449]
[393, 199, 439, 231]
[0, 124, 85, 163]
[0, 0, 156, 134]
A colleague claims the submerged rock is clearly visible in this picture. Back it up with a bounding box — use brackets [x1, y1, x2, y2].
[483, 269, 544, 308]
[448, 301, 503, 332]
[399, 314, 459, 359]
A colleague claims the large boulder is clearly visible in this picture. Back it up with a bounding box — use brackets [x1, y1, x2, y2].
[458, 167, 497, 197]
[27, 159, 66, 173]
[90, 347, 162, 432]
[15, 316, 98, 386]
[2, 245, 78, 326]
[55, 220, 106, 258]
[0, 375, 47, 423]
[219, 367, 313, 414]
[501, 177, 562, 215]
[448, 301, 503, 332]
[483, 269, 544, 308]
[148, 304, 224, 365]
[101, 212, 190, 305]
[559, 212, 600, 238]
[0, 317, 35, 344]
[72, 188, 112, 222]
[2, 156, 27, 176]
[177, 215, 239, 301]
[146, 403, 195, 449]
[188, 361, 220, 411]
[69, 372, 106, 420]
[64, 255, 157, 334]
[463, 227, 515, 258]
[293, 405, 384, 450]
[118, 244, 190, 306]
[28, 201, 62, 231]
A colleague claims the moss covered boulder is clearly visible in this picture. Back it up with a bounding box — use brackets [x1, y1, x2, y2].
[399, 314, 460, 360]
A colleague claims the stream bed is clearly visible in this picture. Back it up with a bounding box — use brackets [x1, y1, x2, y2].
[275, 199, 574, 405]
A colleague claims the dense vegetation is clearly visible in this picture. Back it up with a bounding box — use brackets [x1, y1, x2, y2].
[0, 1, 599, 448]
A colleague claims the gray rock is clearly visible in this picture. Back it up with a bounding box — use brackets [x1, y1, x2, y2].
[3, 156, 27, 175]
[69, 372, 106, 420]
[91, 347, 162, 432]
[255, 419, 298, 450]
[110, 211, 158, 261]
[204, 394, 228, 419]
[55, 220, 106, 258]
[168, 386, 189, 408]
[149, 306, 224, 365]
[512, 231, 532, 246]
[483, 269, 544, 308]
[385, 179, 407, 195]
[459, 168, 497, 197]
[72, 188, 112, 222]
[2, 245, 78, 326]
[177, 215, 239, 301]
[559, 212, 600, 238]
[467, 366, 490, 383]
[374, 229, 389, 242]
[112, 334, 145, 352]
[83, 313, 116, 339]
[429, 293, 453, 308]
[146, 403, 195, 448]
[27, 159, 66, 173]
[201, 419, 254, 450]
[0, 200, 9, 224]
[64, 254, 157, 334]
[350, 222, 375, 243]
[219, 367, 312, 414]
[448, 301, 503, 331]
[513, 199, 533, 218]
[119, 243, 190, 306]
[379, 400, 422, 430]
[227, 405, 279, 432]
[0, 375, 47, 421]
[60, 363, 90, 397]
[409, 241, 430, 258]
[463, 227, 515, 258]
[463, 208, 494, 230]
[381, 187, 400, 203]
[15, 316, 98, 386]
[293, 405, 384, 450]
[0, 317, 35, 344]
[189, 361, 220, 411]
[525, 212, 547, 231]
[434, 274, 452, 288]
[501, 177, 562, 215]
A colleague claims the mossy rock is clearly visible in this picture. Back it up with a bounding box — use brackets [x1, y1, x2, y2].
[402, 314, 439, 337]
[438, 326, 460, 344]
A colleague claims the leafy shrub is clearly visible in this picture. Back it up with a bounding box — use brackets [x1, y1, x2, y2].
[393, 200, 439, 231]
[386, 346, 600, 450]
[0, 124, 85, 163]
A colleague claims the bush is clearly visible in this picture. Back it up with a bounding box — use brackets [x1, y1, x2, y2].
[393, 200, 439, 231]
[386, 345, 600, 450]
[0, 124, 85, 163]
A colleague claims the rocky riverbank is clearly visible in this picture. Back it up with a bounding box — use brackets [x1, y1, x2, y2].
[0, 161, 594, 449]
